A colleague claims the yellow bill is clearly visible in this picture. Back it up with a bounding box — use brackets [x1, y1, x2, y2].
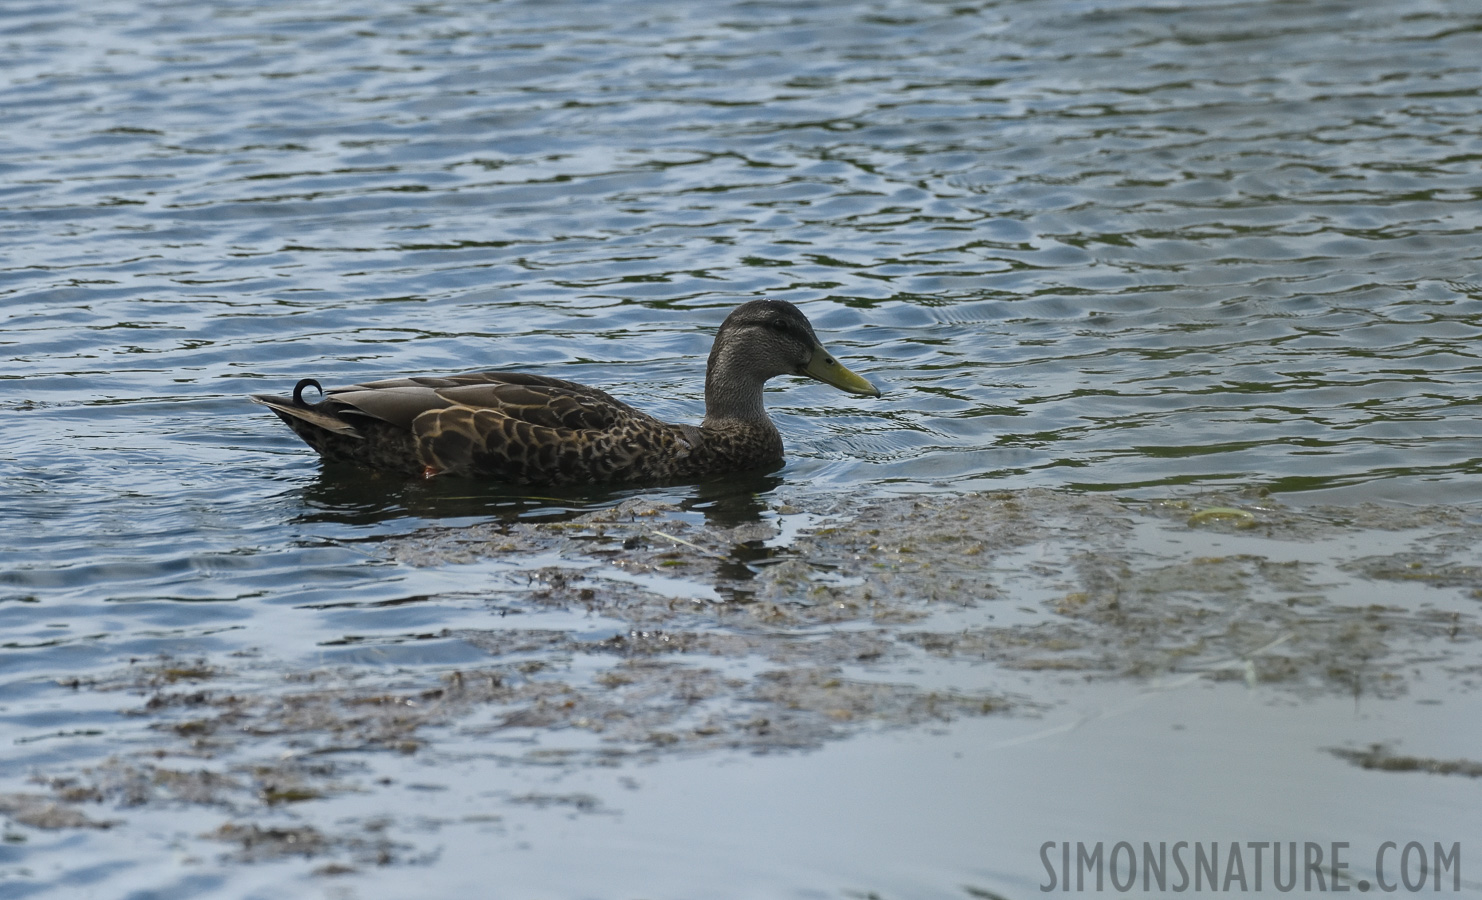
[802, 344, 881, 397]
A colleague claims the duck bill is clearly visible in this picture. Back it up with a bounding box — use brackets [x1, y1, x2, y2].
[802, 344, 881, 397]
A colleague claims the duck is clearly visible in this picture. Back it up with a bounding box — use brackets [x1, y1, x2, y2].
[250, 299, 880, 484]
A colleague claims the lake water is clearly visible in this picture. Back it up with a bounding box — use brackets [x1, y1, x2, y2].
[4, 0, 1482, 897]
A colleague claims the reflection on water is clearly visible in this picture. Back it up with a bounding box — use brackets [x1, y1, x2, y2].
[677, 472, 787, 528]
[293, 465, 784, 530]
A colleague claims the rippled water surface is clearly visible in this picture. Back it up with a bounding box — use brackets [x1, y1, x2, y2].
[5, 0, 1482, 897]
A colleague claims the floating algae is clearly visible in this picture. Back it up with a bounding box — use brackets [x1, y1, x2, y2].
[8, 488, 1482, 875]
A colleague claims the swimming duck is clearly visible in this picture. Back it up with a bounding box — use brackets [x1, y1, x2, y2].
[250, 299, 880, 484]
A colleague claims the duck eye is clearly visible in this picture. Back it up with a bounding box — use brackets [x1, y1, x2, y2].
[768, 319, 788, 332]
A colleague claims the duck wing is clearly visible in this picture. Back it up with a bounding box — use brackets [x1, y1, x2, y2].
[288, 372, 635, 430]
[253, 371, 690, 483]
[407, 373, 687, 482]
[424, 372, 647, 431]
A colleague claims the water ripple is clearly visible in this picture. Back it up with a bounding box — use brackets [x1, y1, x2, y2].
[3, 0, 1482, 886]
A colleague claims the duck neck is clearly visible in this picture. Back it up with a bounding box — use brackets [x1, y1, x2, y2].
[702, 341, 772, 428]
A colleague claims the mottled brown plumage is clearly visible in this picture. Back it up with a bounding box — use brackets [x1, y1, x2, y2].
[250, 299, 880, 485]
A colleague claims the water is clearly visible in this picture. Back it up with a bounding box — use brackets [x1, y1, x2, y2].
[4, 0, 1482, 897]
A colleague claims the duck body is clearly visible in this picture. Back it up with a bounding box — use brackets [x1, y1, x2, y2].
[265, 371, 781, 484]
[251, 299, 877, 485]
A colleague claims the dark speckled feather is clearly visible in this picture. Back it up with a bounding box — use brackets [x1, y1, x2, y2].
[250, 300, 879, 485]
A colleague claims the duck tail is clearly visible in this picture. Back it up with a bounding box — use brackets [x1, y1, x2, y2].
[292, 378, 323, 406]
[249, 379, 362, 437]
